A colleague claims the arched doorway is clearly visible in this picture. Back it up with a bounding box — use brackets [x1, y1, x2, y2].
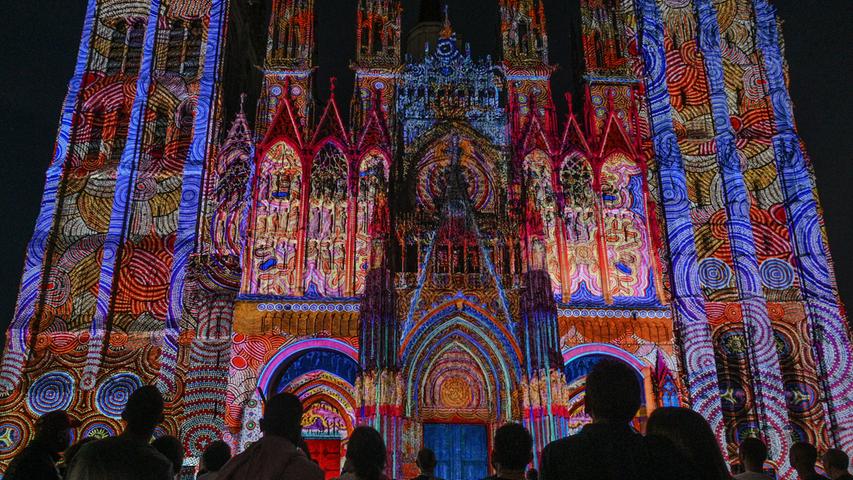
[562, 344, 655, 433]
[257, 340, 359, 479]
[401, 304, 522, 480]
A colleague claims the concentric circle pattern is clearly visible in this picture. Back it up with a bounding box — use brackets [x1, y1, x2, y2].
[96, 373, 142, 419]
[698, 258, 732, 290]
[26, 371, 75, 415]
[760, 258, 795, 290]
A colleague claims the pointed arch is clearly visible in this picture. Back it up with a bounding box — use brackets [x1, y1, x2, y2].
[523, 149, 562, 297]
[304, 142, 349, 297]
[354, 150, 389, 294]
[246, 140, 303, 295]
[560, 152, 605, 302]
[599, 153, 655, 300]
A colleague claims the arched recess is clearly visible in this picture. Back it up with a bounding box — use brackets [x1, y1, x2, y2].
[414, 135, 498, 214]
[561, 343, 653, 432]
[256, 339, 358, 473]
[523, 150, 562, 296]
[305, 142, 349, 297]
[559, 152, 605, 302]
[354, 150, 390, 294]
[248, 140, 303, 295]
[401, 302, 523, 421]
[599, 153, 655, 300]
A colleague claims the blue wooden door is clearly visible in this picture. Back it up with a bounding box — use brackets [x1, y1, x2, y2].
[423, 423, 489, 480]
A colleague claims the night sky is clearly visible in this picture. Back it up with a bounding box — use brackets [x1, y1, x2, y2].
[0, 0, 850, 342]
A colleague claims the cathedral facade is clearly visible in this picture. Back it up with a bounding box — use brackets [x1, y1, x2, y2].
[1, 0, 851, 479]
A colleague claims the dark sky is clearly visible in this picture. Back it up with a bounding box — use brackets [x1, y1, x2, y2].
[0, 0, 850, 342]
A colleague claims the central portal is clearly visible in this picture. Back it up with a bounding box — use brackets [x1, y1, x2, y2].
[423, 423, 489, 480]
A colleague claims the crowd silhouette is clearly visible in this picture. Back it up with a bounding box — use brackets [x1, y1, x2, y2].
[5, 360, 851, 480]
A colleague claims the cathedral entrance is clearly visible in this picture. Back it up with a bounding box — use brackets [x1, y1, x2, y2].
[304, 439, 342, 480]
[423, 423, 489, 480]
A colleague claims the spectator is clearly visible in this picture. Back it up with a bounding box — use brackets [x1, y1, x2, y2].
[822, 449, 853, 480]
[66, 385, 173, 480]
[152, 436, 184, 479]
[4, 410, 79, 480]
[413, 448, 443, 480]
[486, 423, 532, 480]
[646, 407, 731, 480]
[216, 392, 323, 480]
[59, 438, 96, 477]
[539, 359, 673, 480]
[790, 442, 830, 480]
[196, 440, 231, 480]
[345, 426, 387, 480]
[733, 437, 772, 480]
[526, 468, 538, 480]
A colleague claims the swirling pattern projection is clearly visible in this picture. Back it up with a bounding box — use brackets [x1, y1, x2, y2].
[354, 152, 389, 294]
[26, 372, 75, 416]
[415, 137, 496, 214]
[96, 372, 143, 418]
[698, 257, 732, 290]
[250, 141, 303, 295]
[560, 154, 604, 302]
[759, 259, 795, 290]
[524, 150, 562, 296]
[304, 143, 348, 297]
[600, 154, 654, 299]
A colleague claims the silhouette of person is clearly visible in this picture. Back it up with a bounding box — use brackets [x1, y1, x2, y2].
[59, 438, 96, 477]
[733, 437, 772, 480]
[216, 392, 323, 480]
[790, 442, 830, 480]
[413, 448, 443, 480]
[344, 426, 387, 480]
[66, 385, 173, 480]
[196, 440, 231, 480]
[526, 468, 538, 480]
[4, 410, 79, 480]
[485, 423, 532, 480]
[540, 359, 676, 480]
[822, 448, 853, 480]
[646, 407, 732, 480]
[151, 435, 184, 479]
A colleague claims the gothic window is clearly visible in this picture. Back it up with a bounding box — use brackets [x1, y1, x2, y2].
[560, 154, 604, 301]
[164, 19, 203, 77]
[249, 141, 303, 295]
[600, 154, 654, 299]
[305, 143, 348, 297]
[106, 17, 145, 76]
[524, 150, 561, 295]
[354, 152, 389, 294]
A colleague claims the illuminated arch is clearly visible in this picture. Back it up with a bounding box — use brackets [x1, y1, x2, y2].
[257, 338, 359, 395]
[287, 370, 356, 439]
[305, 142, 349, 297]
[401, 302, 523, 420]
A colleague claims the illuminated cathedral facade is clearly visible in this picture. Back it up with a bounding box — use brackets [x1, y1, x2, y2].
[1, 0, 851, 479]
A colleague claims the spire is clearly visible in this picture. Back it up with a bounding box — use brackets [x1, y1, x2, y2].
[440, 4, 453, 39]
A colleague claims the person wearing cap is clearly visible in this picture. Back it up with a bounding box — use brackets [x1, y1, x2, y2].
[216, 392, 324, 480]
[4, 410, 80, 480]
[66, 385, 173, 480]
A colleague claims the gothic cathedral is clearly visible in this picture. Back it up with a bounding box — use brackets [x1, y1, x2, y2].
[1, 0, 851, 479]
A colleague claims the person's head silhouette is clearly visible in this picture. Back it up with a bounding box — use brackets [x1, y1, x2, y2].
[646, 407, 730, 480]
[584, 359, 641, 423]
[346, 426, 386, 480]
[416, 448, 437, 475]
[34, 410, 80, 453]
[822, 448, 850, 479]
[790, 442, 820, 477]
[492, 423, 533, 476]
[738, 437, 768, 473]
[259, 392, 304, 444]
[200, 440, 231, 473]
[122, 385, 164, 437]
